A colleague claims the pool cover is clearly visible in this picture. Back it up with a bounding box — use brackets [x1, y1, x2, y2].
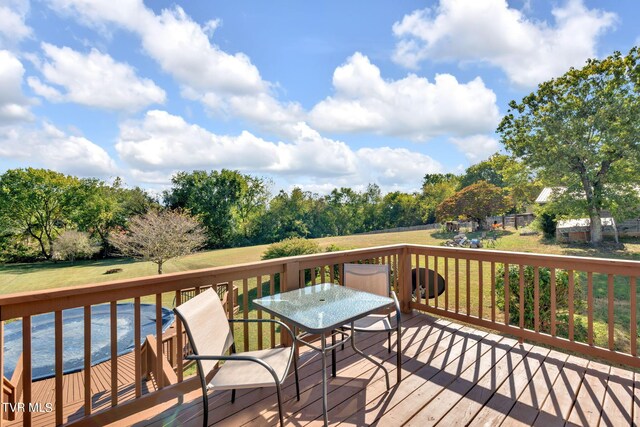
[3, 303, 174, 381]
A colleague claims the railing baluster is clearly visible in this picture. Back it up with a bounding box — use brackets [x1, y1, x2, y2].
[135, 297, 143, 395]
[444, 257, 449, 311]
[155, 294, 163, 389]
[0, 320, 3, 426]
[299, 269, 305, 287]
[84, 306, 91, 416]
[466, 258, 471, 316]
[455, 258, 460, 313]
[311, 267, 316, 285]
[330, 264, 335, 284]
[23, 316, 32, 427]
[55, 310, 63, 425]
[434, 256, 439, 309]
[257, 275, 263, 350]
[270, 274, 276, 347]
[519, 264, 524, 341]
[243, 278, 249, 351]
[491, 261, 495, 322]
[504, 263, 510, 326]
[587, 272, 594, 346]
[110, 301, 118, 406]
[534, 267, 540, 333]
[425, 254, 430, 307]
[568, 270, 575, 342]
[478, 261, 483, 319]
[321, 265, 326, 283]
[631, 276, 637, 357]
[629, 277, 638, 356]
[550, 268, 556, 336]
[608, 274, 614, 350]
[414, 254, 420, 303]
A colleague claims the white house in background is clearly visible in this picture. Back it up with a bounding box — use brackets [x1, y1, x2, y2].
[535, 187, 640, 242]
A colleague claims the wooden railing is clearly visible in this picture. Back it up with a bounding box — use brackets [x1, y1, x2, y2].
[0, 243, 638, 426]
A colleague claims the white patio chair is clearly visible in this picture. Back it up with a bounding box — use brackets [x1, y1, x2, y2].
[342, 263, 402, 382]
[174, 288, 299, 427]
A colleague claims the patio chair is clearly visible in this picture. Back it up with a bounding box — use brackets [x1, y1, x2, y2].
[174, 288, 299, 427]
[411, 268, 446, 300]
[341, 263, 402, 378]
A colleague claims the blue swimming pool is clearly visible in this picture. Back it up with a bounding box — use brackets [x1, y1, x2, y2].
[3, 303, 174, 381]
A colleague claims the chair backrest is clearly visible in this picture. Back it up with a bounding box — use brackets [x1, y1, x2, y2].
[343, 263, 390, 297]
[174, 288, 234, 378]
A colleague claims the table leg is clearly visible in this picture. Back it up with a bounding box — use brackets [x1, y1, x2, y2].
[320, 332, 329, 426]
[331, 330, 336, 377]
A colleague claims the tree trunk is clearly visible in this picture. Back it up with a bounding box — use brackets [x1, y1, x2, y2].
[157, 261, 163, 275]
[589, 209, 603, 244]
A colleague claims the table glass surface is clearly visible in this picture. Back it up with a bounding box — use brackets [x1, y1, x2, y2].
[253, 283, 393, 333]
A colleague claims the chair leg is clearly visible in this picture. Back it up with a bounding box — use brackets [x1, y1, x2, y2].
[387, 331, 391, 353]
[294, 351, 300, 401]
[276, 382, 284, 427]
[396, 325, 402, 383]
[201, 384, 209, 427]
[231, 389, 236, 403]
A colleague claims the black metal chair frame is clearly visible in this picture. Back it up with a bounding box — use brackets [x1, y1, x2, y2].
[174, 313, 300, 427]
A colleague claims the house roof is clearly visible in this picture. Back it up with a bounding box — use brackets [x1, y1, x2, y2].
[556, 217, 616, 230]
[535, 187, 564, 204]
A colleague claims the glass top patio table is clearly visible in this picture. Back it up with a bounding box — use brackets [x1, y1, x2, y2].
[253, 283, 393, 334]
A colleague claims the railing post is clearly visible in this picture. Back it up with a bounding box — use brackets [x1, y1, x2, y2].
[281, 262, 300, 347]
[399, 247, 412, 314]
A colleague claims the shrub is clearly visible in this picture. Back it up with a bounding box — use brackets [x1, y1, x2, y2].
[495, 265, 584, 334]
[536, 212, 557, 238]
[52, 230, 100, 263]
[261, 237, 320, 260]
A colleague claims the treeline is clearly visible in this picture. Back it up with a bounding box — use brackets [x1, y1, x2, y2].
[0, 154, 541, 262]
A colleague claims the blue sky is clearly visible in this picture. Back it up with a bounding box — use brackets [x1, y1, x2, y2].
[0, 0, 638, 195]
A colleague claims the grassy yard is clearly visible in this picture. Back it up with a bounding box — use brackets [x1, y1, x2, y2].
[1, 227, 639, 353]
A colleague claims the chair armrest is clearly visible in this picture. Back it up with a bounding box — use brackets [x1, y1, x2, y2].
[186, 354, 280, 382]
[228, 318, 296, 345]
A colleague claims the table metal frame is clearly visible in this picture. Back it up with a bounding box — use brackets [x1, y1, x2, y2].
[254, 283, 395, 426]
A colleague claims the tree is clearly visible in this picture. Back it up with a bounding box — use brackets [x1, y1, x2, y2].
[164, 170, 244, 248]
[379, 192, 425, 228]
[0, 168, 81, 259]
[499, 47, 640, 244]
[52, 230, 99, 263]
[109, 210, 206, 274]
[233, 176, 271, 243]
[74, 178, 156, 257]
[436, 181, 510, 228]
[421, 173, 460, 223]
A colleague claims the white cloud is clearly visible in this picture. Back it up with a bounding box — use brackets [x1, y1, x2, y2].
[0, 0, 32, 48]
[392, 0, 616, 87]
[0, 123, 118, 176]
[115, 110, 441, 192]
[449, 134, 500, 162]
[28, 43, 165, 111]
[0, 50, 33, 124]
[356, 147, 443, 186]
[308, 53, 499, 140]
[47, 1, 287, 117]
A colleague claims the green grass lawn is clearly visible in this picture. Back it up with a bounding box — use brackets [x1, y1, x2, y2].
[1, 227, 639, 353]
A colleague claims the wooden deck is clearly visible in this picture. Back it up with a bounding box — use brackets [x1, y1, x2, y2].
[107, 311, 640, 426]
[6, 352, 156, 426]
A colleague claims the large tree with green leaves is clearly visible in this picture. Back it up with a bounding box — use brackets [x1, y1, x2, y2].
[0, 168, 81, 259]
[436, 181, 510, 228]
[163, 170, 245, 248]
[499, 47, 640, 244]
